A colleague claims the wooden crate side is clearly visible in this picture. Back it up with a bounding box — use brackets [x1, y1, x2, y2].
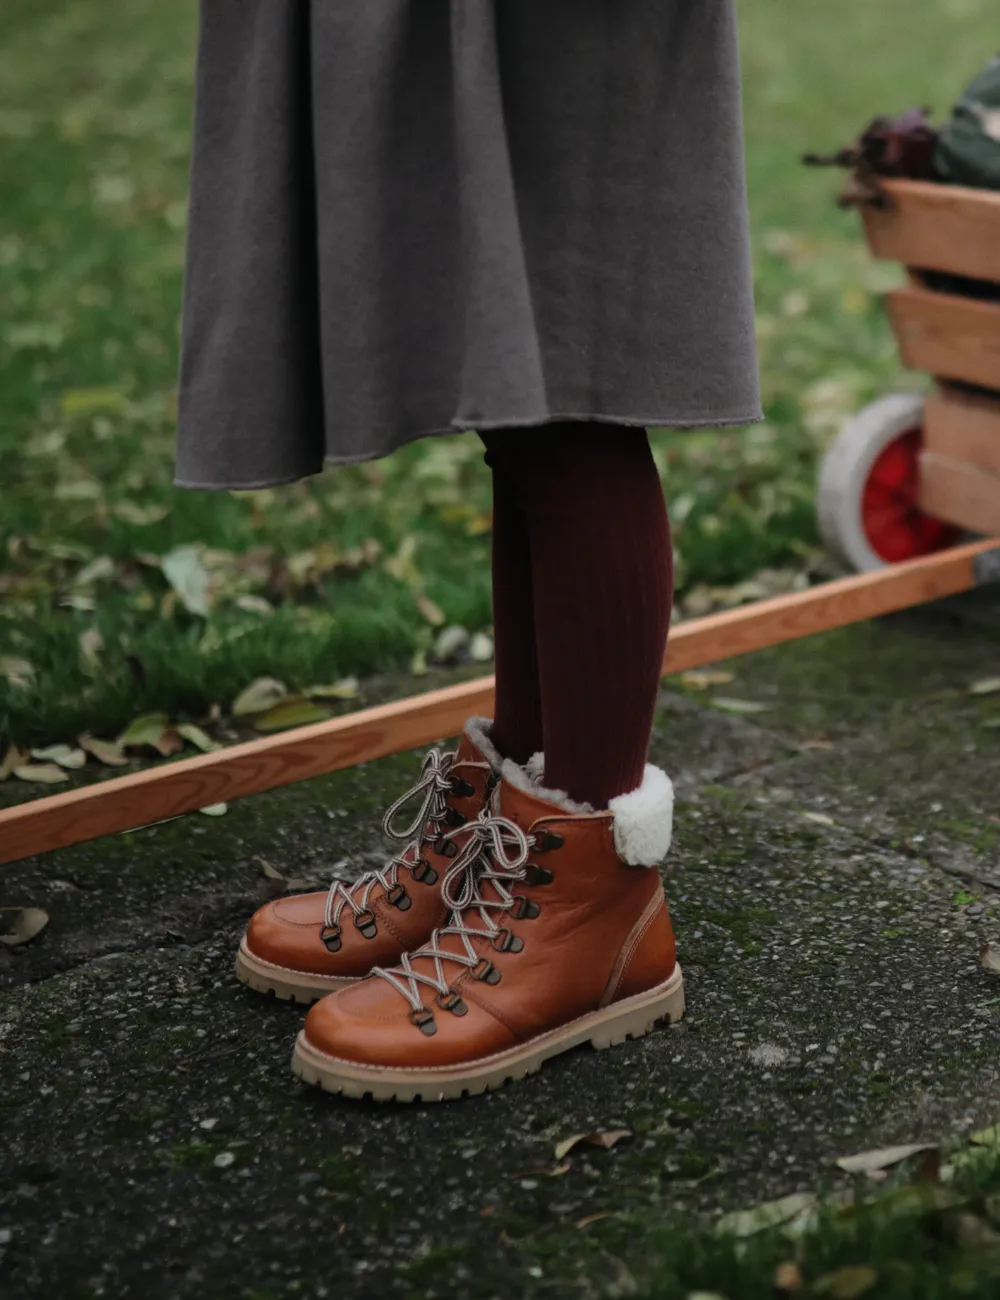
[863, 180, 1000, 283]
[924, 388, 1000, 476]
[918, 450, 1000, 534]
[887, 286, 1000, 390]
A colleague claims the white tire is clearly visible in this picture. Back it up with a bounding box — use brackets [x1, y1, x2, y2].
[817, 393, 928, 572]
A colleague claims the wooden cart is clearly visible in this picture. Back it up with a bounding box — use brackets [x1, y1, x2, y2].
[2, 181, 999, 867]
[819, 179, 1000, 571]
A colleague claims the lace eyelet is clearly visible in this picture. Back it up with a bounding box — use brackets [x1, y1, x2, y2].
[444, 807, 468, 828]
[435, 989, 468, 1016]
[449, 777, 476, 798]
[511, 895, 540, 920]
[353, 909, 378, 939]
[533, 830, 564, 853]
[490, 928, 524, 954]
[472, 957, 502, 985]
[410, 1008, 437, 1036]
[524, 864, 554, 887]
[385, 883, 411, 911]
[411, 859, 438, 885]
[320, 924, 342, 953]
[434, 837, 459, 858]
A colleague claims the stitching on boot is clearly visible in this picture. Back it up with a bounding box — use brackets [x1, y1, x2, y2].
[598, 886, 665, 1008]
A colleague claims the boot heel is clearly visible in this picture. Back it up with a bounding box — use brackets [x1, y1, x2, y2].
[589, 967, 685, 1050]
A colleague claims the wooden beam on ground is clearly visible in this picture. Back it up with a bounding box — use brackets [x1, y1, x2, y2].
[1, 537, 998, 867]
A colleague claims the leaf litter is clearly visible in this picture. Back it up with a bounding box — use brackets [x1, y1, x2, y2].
[553, 1129, 632, 1161]
[0, 907, 50, 947]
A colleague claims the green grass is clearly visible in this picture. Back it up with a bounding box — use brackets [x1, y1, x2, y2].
[1, 0, 997, 745]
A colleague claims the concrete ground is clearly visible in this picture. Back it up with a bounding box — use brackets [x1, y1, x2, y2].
[2, 591, 1000, 1299]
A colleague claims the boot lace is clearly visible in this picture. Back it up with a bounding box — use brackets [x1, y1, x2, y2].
[323, 747, 459, 930]
[371, 810, 532, 1012]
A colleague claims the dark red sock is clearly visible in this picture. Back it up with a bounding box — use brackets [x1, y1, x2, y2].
[482, 450, 544, 766]
[480, 422, 673, 809]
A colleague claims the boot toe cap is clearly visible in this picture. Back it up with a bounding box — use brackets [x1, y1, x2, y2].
[302, 978, 518, 1070]
[245, 892, 340, 976]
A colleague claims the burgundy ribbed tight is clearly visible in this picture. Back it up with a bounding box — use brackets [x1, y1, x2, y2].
[479, 422, 673, 810]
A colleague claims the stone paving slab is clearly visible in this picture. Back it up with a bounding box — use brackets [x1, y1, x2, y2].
[2, 603, 1000, 1298]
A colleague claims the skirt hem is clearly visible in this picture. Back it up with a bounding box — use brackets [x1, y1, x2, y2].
[173, 407, 764, 491]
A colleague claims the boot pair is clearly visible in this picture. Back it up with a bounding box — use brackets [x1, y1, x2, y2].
[238, 718, 684, 1101]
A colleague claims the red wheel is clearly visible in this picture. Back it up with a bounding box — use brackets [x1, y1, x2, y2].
[860, 426, 961, 564]
[818, 394, 961, 572]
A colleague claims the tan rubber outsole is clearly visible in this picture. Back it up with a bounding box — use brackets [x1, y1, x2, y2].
[234, 939, 358, 1004]
[291, 964, 685, 1102]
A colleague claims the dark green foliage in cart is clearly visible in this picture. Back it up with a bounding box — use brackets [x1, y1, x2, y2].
[935, 53, 1000, 191]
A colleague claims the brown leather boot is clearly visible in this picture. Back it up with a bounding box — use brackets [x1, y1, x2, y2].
[291, 758, 683, 1099]
[235, 719, 501, 1003]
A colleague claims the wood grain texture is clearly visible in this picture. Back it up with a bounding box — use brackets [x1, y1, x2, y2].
[887, 285, 1000, 391]
[924, 386, 1000, 476]
[2, 539, 998, 867]
[918, 450, 1000, 535]
[863, 179, 1000, 283]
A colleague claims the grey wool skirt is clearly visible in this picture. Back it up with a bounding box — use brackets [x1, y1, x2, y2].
[175, 0, 761, 490]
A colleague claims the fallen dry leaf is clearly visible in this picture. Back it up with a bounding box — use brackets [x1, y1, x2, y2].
[198, 803, 228, 817]
[13, 763, 70, 784]
[31, 744, 86, 770]
[811, 1265, 877, 1299]
[801, 811, 836, 827]
[112, 501, 169, 527]
[0, 744, 28, 781]
[304, 679, 359, 702]
[162, 544, 212, 617]
[969, 677, 1000, 696]
[78, 627, 104, 670]
[716, 1192, 817, 1239]
[681, 670, 735, 689]
[415, 592, 445, 626]
[969, 1123, 1000, 1147]
[78, 735, 128, 767]
[0, 656, 35, 689]
[554, 1129, 632, 1161]
[0, 907, 50, 947]
[711, 697, 771, 715]
[980, 943, 1000, 976]
[231, 677, 288, 717]
[512, 1161, 572, 1179]
[774, 1261, 804, 1294]
[175, 723, 219, 753]
[253, 699, 330, 733]
[835, 1142, 937, 1177]
[152, 728, 186, 758]
[118, 712, 171, 750]
[574, 1213, 613, 1229]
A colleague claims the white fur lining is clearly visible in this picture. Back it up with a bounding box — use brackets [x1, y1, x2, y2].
[500, 752, 675, 867]
[499, 757, 594, 815]
[608, 765, 674, 867]
[463, 716, 504, 772]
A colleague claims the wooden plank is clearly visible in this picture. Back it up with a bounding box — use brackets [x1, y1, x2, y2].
[918, 450, 1000, 535]
[887, 285, 1000, 391]
[863, 179, 1000, 283]
[2, 538, 998, 867]
[924, 386, 1000, 477]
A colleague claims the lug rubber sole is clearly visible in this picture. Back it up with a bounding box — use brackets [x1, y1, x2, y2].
[235, 938, 358, 1004]
[291, 964, 685, 1101]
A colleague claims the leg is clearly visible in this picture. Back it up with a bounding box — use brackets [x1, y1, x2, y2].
[479, 434, 544, 766]
[482, 422, 673, 809]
